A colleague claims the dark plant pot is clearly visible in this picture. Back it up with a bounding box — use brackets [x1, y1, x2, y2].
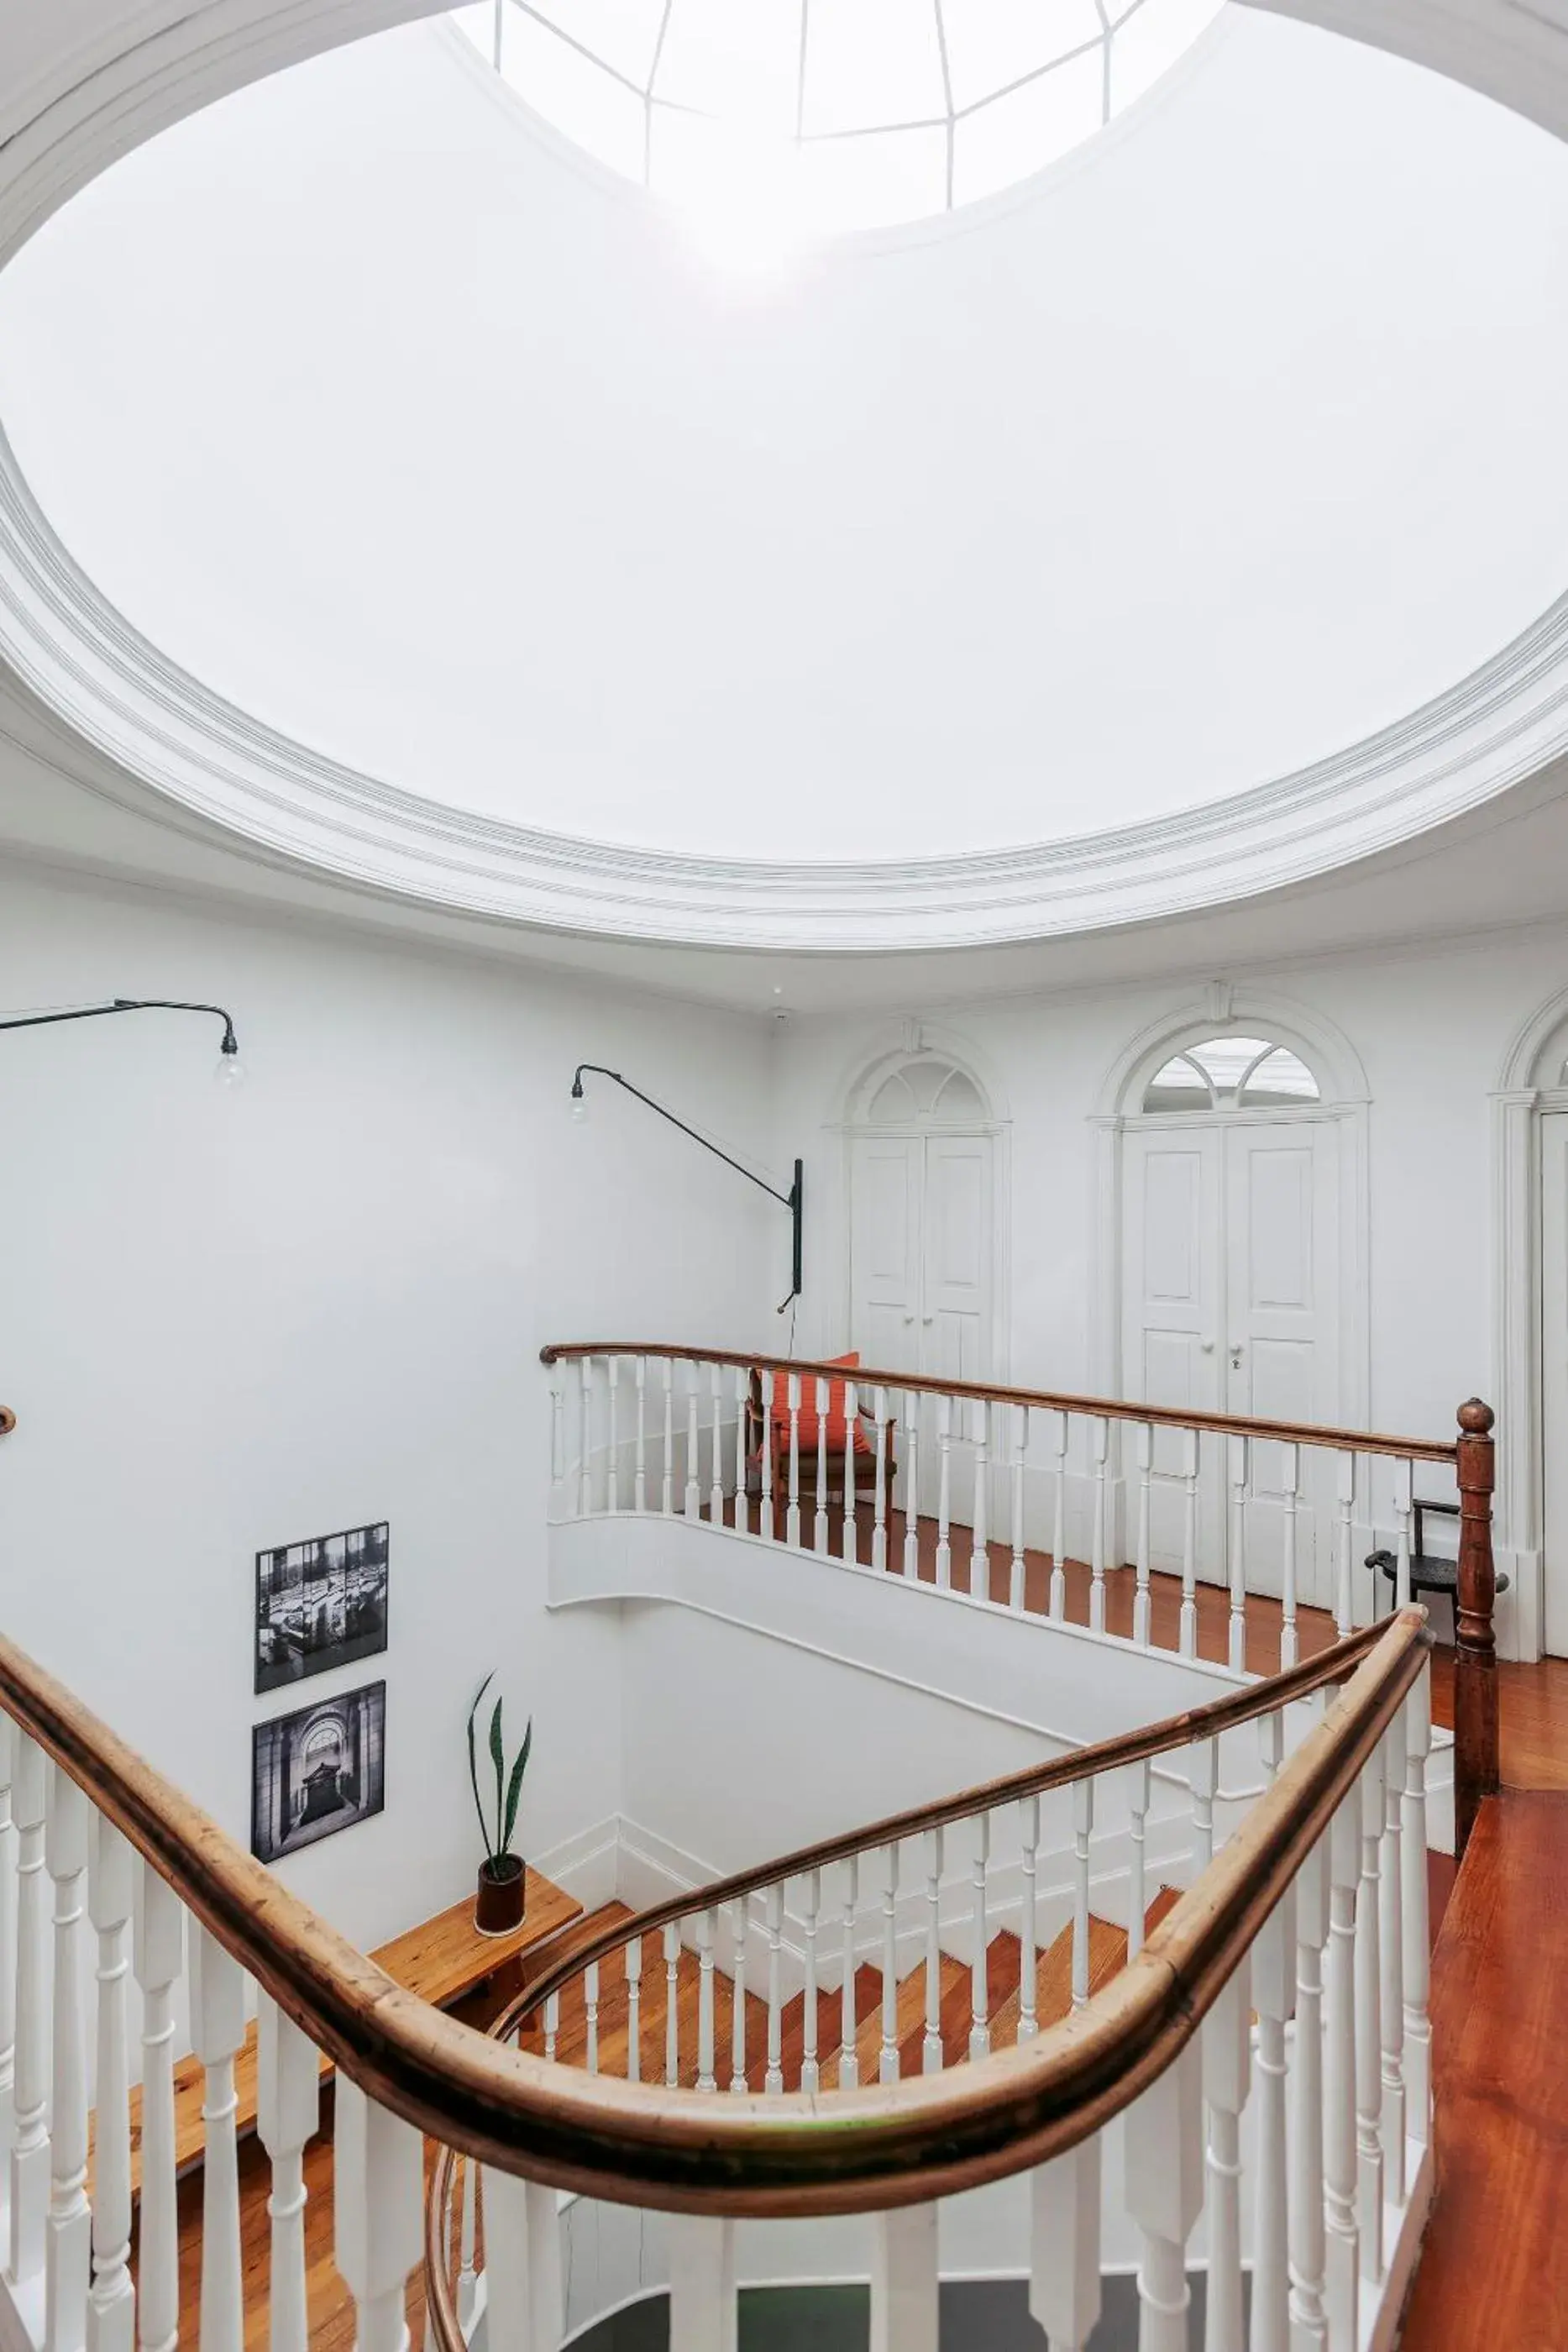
[475, 1854, 527, 1936]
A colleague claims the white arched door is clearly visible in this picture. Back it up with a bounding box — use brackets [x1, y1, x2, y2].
[1121, 1037, 1342, 1604]
[848, 1058, 994, 1386]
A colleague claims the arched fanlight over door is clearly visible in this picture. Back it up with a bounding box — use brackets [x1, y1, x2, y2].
[1142, 1036, 1322, 1113]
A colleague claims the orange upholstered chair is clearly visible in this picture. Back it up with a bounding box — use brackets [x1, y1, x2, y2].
[744, 1352, 896, 1512]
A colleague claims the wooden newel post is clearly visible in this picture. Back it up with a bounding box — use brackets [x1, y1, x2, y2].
[1453, 1398, 1498, 1857]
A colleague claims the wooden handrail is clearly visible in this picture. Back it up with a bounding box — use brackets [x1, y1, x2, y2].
[511, 1618, 1396, 2024]
[539, 1342, 1457, 1462]
[1, 1614, 1427, 2221]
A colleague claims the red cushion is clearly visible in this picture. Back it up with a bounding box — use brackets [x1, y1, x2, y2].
[767, 1353, 873, 1452]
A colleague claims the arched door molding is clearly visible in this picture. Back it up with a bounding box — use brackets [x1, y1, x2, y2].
[1491, 985, 1568, 1662]
[824, 1021, 1012, 1381]
[1090, 984, 1371, 1441]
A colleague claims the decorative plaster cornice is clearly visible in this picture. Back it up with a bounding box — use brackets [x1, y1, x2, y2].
[5, 420, 1568, 951]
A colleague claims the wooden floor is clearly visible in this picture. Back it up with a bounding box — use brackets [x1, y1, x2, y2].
[1399, 1792, 1568, 2349]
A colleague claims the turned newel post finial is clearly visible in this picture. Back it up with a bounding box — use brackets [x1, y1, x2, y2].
[1454, 1397, 1499, 1857]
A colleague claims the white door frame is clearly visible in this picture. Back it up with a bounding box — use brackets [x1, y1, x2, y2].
[1491, 985, 1568, 1663]
[1091, 987, 1373, 1590]
[824, 1022, 1013, 1383]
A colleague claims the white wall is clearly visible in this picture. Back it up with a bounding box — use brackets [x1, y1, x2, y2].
[3, 12, 1568, 860]
[769, 926, 1568, 1652]
[0, 853, 779, 1949]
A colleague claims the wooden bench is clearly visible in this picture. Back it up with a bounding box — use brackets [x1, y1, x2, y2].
[97, 1868, 582, 2194]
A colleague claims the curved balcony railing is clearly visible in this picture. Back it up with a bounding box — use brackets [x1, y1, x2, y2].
[541, 1342, 1499, 1845]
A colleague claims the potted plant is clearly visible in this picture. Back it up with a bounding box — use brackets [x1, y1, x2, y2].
[468, 1673, 533, 1935]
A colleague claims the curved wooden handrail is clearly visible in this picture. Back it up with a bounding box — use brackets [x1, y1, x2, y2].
[540, 1341, 1457, 1462]
[510, 1617, 1396, 2024]
[0, 1614, 1428, 2228]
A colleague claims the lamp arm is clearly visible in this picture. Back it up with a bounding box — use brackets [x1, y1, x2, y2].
[0, 998, 239, 1049]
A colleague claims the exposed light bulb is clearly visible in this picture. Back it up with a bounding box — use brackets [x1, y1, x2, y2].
[570, 1093, 588, 1125]
[216, 1035, 245, 1088]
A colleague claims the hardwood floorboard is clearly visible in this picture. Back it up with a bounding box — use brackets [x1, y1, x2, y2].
[1398, 1793, 1568, 2350]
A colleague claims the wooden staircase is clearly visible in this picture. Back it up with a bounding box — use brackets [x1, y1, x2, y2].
[519, 1887, 1183, 2087]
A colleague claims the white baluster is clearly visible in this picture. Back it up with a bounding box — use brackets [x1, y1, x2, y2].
[801, 1872, 821, 2094]
[786, 1374, 802, 1549]
[1280, 1441, 1301, 1670]
[1335, 1453, 1356, 1636]
[584, 1960, 600, 2076]
[1126, 1760, 1150, 1959]
[1252, 1891, 1294, 2352]
[1202, 1958, 1251, 2352]
[1392, 1459, 1413, 1612]
[1228, 1434, 1249, 1673]
[710, 1362, 724, 1526]
[685, 1364, 702, 1520]
[879, 1843, 900, 2083]
[842, 1379, 859, 1564]
[873, 1387, 889, 1572]
[548, 1364, 565, 1519]
[935, 1396, 952, 1588]
[1402, 1674, 1433, 2145]
[481, 2171, 562, 2352]
[759, 1368, 775, 1543]
[1050, 1411, 1069, 1620]
[663, 1357, 675, 1515]
[1289, 1839, 1329, 2352]
[922, 1830, 944, 2076]
[1018, 1794, 1040, 2044]
[84, 1819, 134, 2352]
[731, 1365, 747, 1534]
[334, 2081, 425, 2352]
[456, 2156, 480, 2337]
[764, 1888, 784, 2097]
[1133, 1421, 1154, 1647]
[191, 1926, 244, 2352]
[1125, 2046, 1204, 2352]
[1191, 1736, 1216, 1872]
[727, 1904, 746, 2094]
[1009, 1404, 1029, 1611]
[0, 1729, 12, 2186]
[256, 1992, 319, 2352]
[1378, 1724, 1406, 2204]
[634, 1356, 648, 1514]
[45, 1766, 90, 2352]
[840, 1859, 860, 2089]
[578, 1355, 592, 1517]
[665, 1924, 680, 2087]
[970, 1399, 990, 1598]
[626, 1935, 642, 2086]
[870, 2206, 937, 2352]
[7, 1735, 49, 2294]
[1180, 1427, 1199, 1656]
[815, 1377, 830, 1552]
[131, 1863, 181, 2352]
[606, 1354, 620, 1513]
[1072, 1777, 1093, 2010]
[1323, 1795, 1360, 2346]
[1030, 2138, 1101, 2350]
[695, 1917, 715, 2092]
[543, 1991, 559, 2065]
[1088, 1416, 1109, 1633]
[902, 1391, 921, 1580]
[969, 1815, 991, 2061]
[1259, 1709, 1282, 1789]
[669, 2214, 737, 2352]
[1354, 1747, 1385, 2284]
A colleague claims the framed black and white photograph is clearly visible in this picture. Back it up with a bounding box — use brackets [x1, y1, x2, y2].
[254, 1520, 389, 1693]
[251, 1680, 386, 1862]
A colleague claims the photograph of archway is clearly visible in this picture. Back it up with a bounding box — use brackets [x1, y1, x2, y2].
[251, 1680, 385, 1862]
[254, 1520, 389, 1693]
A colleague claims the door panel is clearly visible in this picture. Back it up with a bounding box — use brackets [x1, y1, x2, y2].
[850, 1137, 920, 1374]
[922, 1134, 992, 1384]
[1122, 1130, 1224, 1573]
[1543, 1114, 1568, 1655]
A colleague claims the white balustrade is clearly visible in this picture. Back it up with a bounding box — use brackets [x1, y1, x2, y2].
[685, 1364, 702, 1520]
[1134, 1421, 1153, 1646]
[1323, 1793, 1361, 2346]
[1088, 1416, 1109, 1634]
[879, 1843, 900, 2083]
[727, 1903, 746, 2093]
[764, 1888, 784, 2097]
[1393, 1459, 1413, 1610]
[786, 1375, 802, 1549]
[192, 1924, 245, 2352]
[1018, 1793, 1040, 2043]
[970, 1399, 989, 1596]
[873, 1387, 889, 1572]
[585, 1957, 601, 2076]
[1030, 2139, 1101, 2351]
[968, 1814, 990, 2062]
[935, 1398, 952, 1589]
[0, 1727, 13, 2175]
[1227, 1435, 1249, 1672]
[1049, 1410, 1069, 1620]
[634, 1356, 649, 1515]
[132, 1863, 181, 2352]
[1125, 2046, 1204, 2352]
[45, 1764, 91, 2352]
[801, 1871, 821, 2093]
[669, 2213, 737, 2352]
[1009, 1404, 1028, 1610]
[695, 1918, 715, 2092]
[256, 1992, 318, 2352]
[663, 1358, 676, 1516]
[1378, 1722, 1407, 2206]
[815, 1378, 830, 1553]
[842, 1380, 859, 1565]
[606, 1354, 620, 1513]
[9, 1734, 50, 2294]
[334, 2083, 426, 2352]
[1071, 1777, 1093, 2010]
[870, 2204, 938, 2352]
[1251, 1891, 1294, 2352]
[84, 1820, 134, 2352]
[1354, 1744, 1386, 2284]
[1288, 1839, 1329, 2352]
[922, 1830, 944, 2076]
[1279, 1441, 1301, 1670]
[1180, 1426, 1200, 1656]
[840, 1857, 861, 2089]
[1126, 1760, 1150, 1960]
[665, 1923, 681, 2087]
[1201, 1959, 1251, 2352]
[1335, 1452, 1356, 1638]
[1401, 1677, 1433, 2143]
[710, 1362, 725, 1526]
[902, 1391, 921, 1580]
[627, 1932, 643, 2085]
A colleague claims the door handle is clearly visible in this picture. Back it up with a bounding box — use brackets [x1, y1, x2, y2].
[1199, 1337, 1215, 1354]
[1230, 1344, 1245, 1369]
[902, 1312, 915, 1326]
[922, 1314, 935, 1326]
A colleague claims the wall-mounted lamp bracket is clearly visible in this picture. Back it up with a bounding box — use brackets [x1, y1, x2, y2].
[571, 1064, 803, 1312]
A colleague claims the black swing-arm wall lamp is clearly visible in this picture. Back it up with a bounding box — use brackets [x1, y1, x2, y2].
[570, 1063, 803, 1312]
[0, 996, 243, 1081]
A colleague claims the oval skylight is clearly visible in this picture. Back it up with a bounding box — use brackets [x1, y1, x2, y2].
[450, 0, 1225, 240]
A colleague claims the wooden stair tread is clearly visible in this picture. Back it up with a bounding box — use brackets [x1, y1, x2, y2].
[99, 1868, 582, 2197]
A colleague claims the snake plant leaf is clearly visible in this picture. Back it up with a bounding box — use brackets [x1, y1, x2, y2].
[489, 1696, 506, 1851]
[467, 1673, 495, 1857]
[502, 1714, 533, 1854]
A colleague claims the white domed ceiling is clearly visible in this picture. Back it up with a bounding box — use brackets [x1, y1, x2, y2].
[1, 3, 1568, 945]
